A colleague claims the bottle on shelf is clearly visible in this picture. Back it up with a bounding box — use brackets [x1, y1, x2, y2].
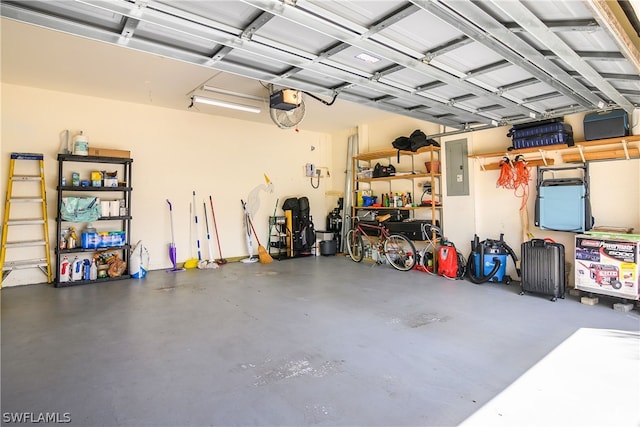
[89, 259, 98, 280]
[59, 256, 70, 282]
[83, 259, 91, 281]
[70, 256, 82, 282]
[67, 227, 78, 249]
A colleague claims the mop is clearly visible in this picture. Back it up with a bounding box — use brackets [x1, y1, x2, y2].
[184, 201, 199, 269]
[240, 200, 258, 263]
[241, 199, 272, 264]
[166, 199, 185, 272]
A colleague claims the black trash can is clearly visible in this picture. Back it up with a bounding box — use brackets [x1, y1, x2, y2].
[319, 240, 337, 256]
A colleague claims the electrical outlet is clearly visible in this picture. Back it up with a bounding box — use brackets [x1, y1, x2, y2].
[305, 163, 316, 177]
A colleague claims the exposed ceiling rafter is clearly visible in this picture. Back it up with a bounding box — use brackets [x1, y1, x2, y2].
[489, 0, 635, 114]
[1, 0, 637, 131]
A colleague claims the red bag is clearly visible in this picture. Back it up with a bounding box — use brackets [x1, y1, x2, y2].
[437, 244, 458, 278]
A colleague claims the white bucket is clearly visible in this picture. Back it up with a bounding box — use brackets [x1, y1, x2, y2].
[130, 240, 149, 279]
[73, 131, 89, 156]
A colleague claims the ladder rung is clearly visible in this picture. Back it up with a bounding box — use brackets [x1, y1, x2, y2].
[11, 175, 43, 181]
[7, 219, 45, 225]
[8, 197, 45, 203]
[5, 240, 47, 248]
[2, 259, 49, 270]
[10, 152, 44, 160]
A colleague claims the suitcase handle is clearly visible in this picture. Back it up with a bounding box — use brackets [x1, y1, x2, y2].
[531, 239, 547, 247]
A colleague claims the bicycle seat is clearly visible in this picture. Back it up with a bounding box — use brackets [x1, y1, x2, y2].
[376, 213, 391, 223]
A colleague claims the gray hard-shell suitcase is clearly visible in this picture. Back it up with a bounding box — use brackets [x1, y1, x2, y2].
[520, 239, 565, 301]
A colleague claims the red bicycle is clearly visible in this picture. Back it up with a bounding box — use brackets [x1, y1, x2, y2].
[346, 214, 417, 271]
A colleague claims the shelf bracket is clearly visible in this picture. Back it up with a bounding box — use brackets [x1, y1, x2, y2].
[478, 157, 486, 171]
[621, 139, 630, 160]
[537, 149, 548, 166]
[578, 145, 586, 163]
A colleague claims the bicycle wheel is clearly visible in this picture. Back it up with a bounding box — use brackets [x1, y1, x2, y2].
[384, 234, 417, 271]
[346, 229, 364, 262]
[419, 225, 442, 272]
[419, 242, 438, 272]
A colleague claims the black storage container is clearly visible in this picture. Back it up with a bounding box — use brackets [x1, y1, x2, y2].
[319, 240, 337, 256]
[583, 109, 629, 141]
[387, 220, 440, 241]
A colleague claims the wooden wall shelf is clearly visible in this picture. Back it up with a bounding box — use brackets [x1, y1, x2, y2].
[561, 135, 640, 162]
[469, 135, 640, 170]
[354, 146, 439, 161]
[478, 158, 555, 171]
[357, 172, 440, 182]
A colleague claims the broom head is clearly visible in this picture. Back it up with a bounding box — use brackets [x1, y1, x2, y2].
[258, 245, 273, 264]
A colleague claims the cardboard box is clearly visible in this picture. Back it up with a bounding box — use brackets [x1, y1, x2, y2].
[575, 233, 640, 301]
[89, 147, 131, 158]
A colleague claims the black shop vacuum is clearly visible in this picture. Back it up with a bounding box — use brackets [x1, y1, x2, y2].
[466, 234, 519, 285]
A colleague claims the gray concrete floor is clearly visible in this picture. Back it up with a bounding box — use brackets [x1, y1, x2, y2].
[2, 255, 639, 427]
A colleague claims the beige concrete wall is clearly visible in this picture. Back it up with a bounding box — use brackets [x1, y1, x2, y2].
[1, 83, 335, 286]
[3, 81, 638, 287]
[467, 114, 640, 282]
[331, 112, 639, 284]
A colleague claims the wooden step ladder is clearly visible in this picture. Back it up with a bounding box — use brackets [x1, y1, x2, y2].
[1, 153, 52, 286]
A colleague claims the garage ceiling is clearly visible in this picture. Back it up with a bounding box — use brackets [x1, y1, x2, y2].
[2, 0, 639, 133]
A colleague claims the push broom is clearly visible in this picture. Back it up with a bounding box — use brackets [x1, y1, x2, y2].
[202, 200, 218, 268]
[209, 195, 227, 265]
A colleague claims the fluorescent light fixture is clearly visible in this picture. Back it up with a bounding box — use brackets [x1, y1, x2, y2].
[355, 52, 381, 64]
[191, 95, 261, 114]
[202, 85, 264, 101]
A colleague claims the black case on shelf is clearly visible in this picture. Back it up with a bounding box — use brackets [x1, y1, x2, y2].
[387, 220, 440, 241]
[583, 109, 629, 141]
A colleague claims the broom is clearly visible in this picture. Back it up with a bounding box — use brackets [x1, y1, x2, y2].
[241, 199, 273, 264]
